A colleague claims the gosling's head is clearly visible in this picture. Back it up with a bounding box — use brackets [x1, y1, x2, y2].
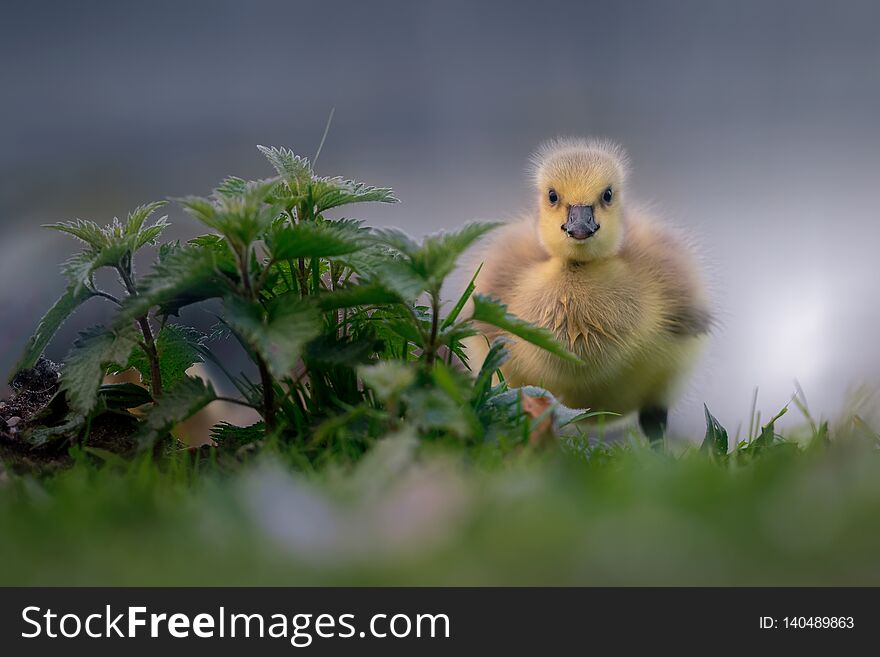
[531, 138, 630, 262]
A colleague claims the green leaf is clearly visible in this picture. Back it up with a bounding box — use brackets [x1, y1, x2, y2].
[368, 258, 429, 300]
[178, 178, 279, 250]
[439, 322, 479, 348]
[305, 333, 380, 367]
[442, 263, 482, 329]
[46, 219, 108, 250]
[472, 338, 510, 405]
[125, 201, 170, 249]
[126, 325, 205, 390]
[358, 361, 416, 402]
[61, 324, 140, 415]
[335, 241, 398, 279]
[27, 413, 87, 447]
[136, 376, 217, 449]
[470, 294, 582, 364]
[223, 295, 321, 380]
[118, 241, 236, 321]
[315, 282, 402, 311]
[155, 325, 205, 389]
[310, 176, 397, 214]
[47, 202, 170, 293]
[369, 228, 420, 257]
[257, 145, 312, 195]
[11, 285, 93, 378]
[558, 409, 621, 427]
[365, 307, 427, 348]
[403, 386, 471, 438]
[372, 223, 498, 295]
[416, 223, 499, 288]
[214, 176, 248, 199]
[700, 404, 729, 455]
[750, 406, 788, 454]
[211, 421, 265, 450]
[98, 382, 154, 409]
[60, 252, 100, 294]
[266, 219, 369, 260]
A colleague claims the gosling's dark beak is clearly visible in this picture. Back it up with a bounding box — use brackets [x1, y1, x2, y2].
[563, 205, 599, 240]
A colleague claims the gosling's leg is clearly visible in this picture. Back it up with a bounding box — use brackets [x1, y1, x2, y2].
[638, 406, 668, 442]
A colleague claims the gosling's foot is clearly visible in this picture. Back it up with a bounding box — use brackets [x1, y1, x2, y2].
[638, 406, 668, 443]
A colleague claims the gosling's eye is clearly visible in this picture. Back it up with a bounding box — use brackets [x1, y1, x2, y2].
[602, 187, 613, 204]
[548, 189, 559, 205]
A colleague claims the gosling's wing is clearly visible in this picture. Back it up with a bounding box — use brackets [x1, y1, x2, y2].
[623, 213, 712, 338]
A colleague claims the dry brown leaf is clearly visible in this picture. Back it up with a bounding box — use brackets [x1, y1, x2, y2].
[520, 391, 555, 448]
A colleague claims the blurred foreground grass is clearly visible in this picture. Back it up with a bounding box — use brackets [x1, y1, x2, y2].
[2, 418, 880, 586]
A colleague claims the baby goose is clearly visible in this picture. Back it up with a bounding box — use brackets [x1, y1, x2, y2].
[464, 138, 710, 440]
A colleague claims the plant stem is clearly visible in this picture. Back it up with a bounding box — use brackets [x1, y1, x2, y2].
[311, 256, 320, 294]
[257, 357, 276, 432]
[425, 289, 441, 367]
[117, 263, 163, 398]
[298, 257, 307, 297]
[239, 246, 277, 432]
[91, 290, 122, 305]
[138, 317, 163, 398]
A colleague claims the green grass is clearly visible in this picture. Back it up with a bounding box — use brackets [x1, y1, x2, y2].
[4, 141, 880, 586]
[2, 417, 879, 586]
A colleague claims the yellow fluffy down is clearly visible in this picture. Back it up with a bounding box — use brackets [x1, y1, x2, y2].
[463, 139, 710, 417]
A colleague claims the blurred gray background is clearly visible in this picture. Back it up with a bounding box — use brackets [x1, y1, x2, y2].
[2, 0, 878, 435]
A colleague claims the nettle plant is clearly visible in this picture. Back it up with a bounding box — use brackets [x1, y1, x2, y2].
[12, 145, 582, 461]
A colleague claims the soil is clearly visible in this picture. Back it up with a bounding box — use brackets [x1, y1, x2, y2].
[0, 358, 138, 474]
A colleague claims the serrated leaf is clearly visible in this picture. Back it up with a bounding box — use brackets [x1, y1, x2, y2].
[211, 421, 265, 450]
[136, 376, 216, 449]
[46, 219, 108, 249]
[61, 324, 140, 414]
[439, 322, 479, 347]
[266, 218, 368, 260]
[118, 242, 236, 321]
[48, 202, 170, 292]
[134, 217, 171, 251]
[470, 294, 582, 364]
[11, 285, 93, 378]
[178, 178, 279, 249]
[125, 201, 168, 238]
[315, 282, 402, 311]
[223, 295, 321, 380]
[155, 325, 205, 389]
[370, 227, 420, 257]
[126, 324, 205, 390]
[416, 222, 499, 288]
[700, 404, 729, 455]
[60, 252, 99, 293]
[372, 223, 498, 295]
[367, 258, 429, 300]
[310, 176, 397, 214]
[367, 307, 427, 348]
[214, 176, 248, 199]
[336, 241, 398, 279]
[257, 145, 312, 195]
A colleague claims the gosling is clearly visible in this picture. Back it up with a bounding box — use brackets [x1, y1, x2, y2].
[463, 138, 710, 440]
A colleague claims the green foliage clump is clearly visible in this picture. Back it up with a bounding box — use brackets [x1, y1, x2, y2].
[10, 144, 579, 462]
